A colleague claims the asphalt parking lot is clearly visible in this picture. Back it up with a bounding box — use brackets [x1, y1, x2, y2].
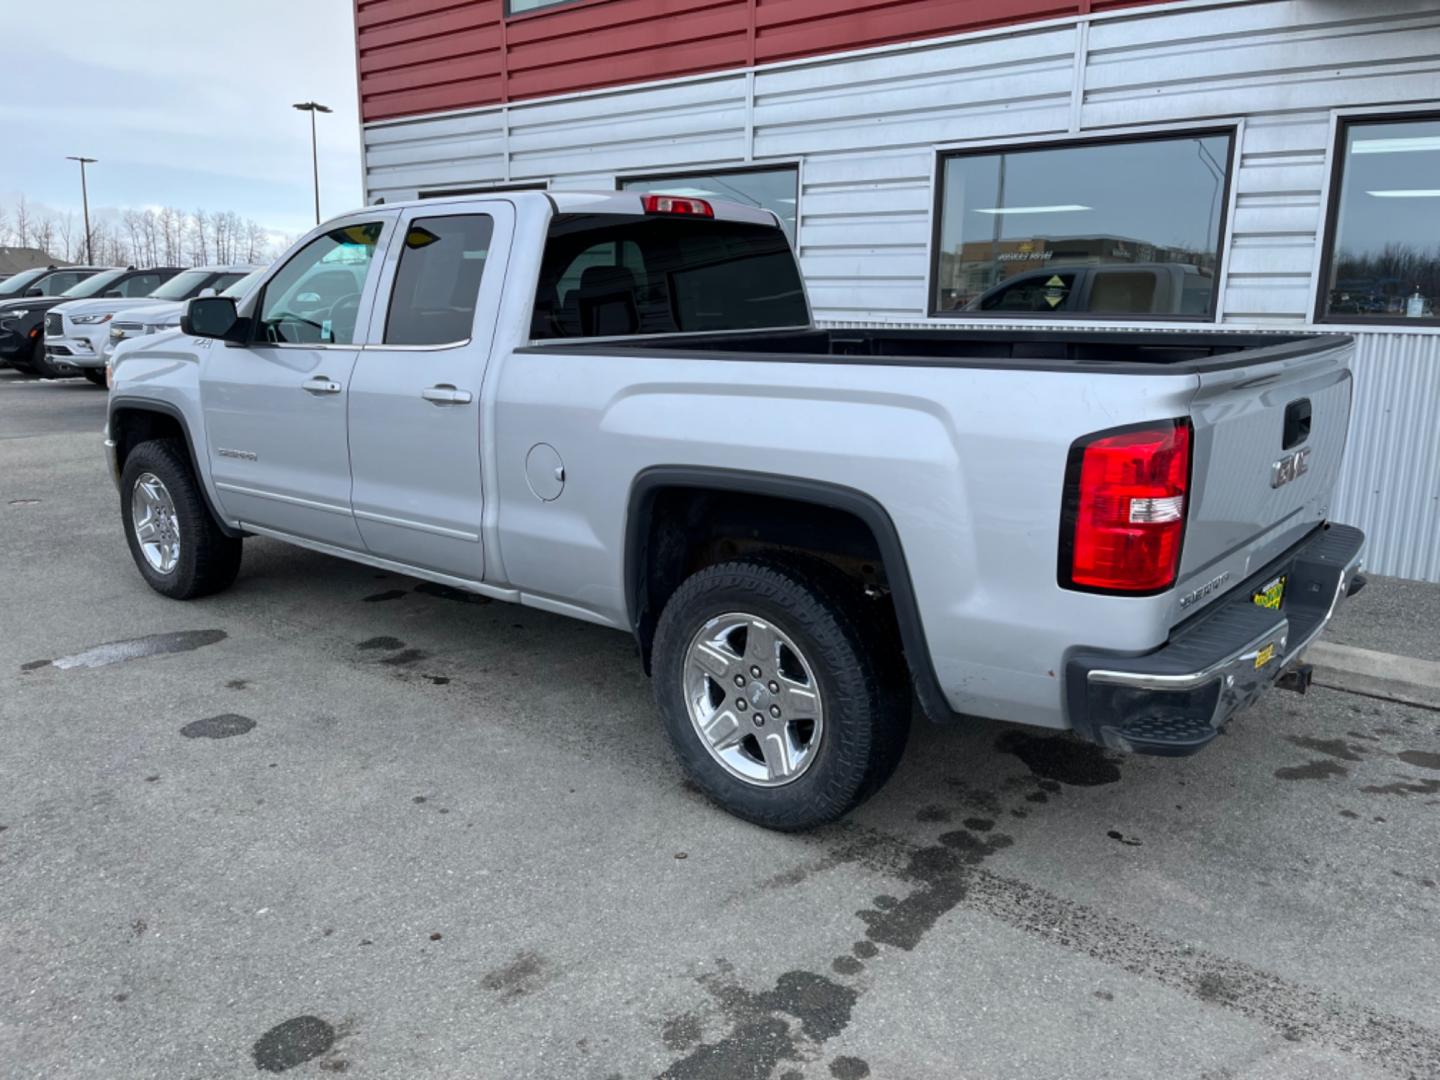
[2, 369, 1438, 1080]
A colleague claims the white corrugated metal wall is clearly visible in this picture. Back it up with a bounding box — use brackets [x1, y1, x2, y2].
[362, 0, 1440, 582]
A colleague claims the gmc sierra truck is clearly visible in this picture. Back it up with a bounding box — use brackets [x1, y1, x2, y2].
[103, 191, 1365, 830]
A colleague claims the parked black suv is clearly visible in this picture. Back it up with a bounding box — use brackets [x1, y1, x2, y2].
[0, 265, 110, 303]
[0, 267, 182, 376]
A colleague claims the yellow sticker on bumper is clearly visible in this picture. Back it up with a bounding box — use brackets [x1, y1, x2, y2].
[1254, 643, 1276, 669]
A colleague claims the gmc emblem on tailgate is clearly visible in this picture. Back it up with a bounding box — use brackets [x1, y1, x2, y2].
[1271, 447, 1311, 489]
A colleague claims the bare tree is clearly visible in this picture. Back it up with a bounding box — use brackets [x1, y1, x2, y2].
[158, 207, 179, 264]
[188, 209, 211, 265]
[213, 211, 230, 264]
[32, 213, 57, 259]
[244, 219, 269, 264]
[140, 210, 160, 266]
[123, 210, 145, 265]
[13, 195, 31, 249]
[54, 213, 71, 260]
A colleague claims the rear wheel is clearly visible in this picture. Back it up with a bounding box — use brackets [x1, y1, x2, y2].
[120, 439, 243, 599]
[652, 556, 910, 831]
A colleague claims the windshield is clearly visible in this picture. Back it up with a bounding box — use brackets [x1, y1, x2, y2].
[222, 268, 265, 297]
[146, 270, 213, 301]
[61, 269, 126, 299]
[0, 268, 46, 293]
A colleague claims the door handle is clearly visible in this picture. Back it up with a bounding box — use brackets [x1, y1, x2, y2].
[421, 384, 473, 405]
[303, 376, 342, 395]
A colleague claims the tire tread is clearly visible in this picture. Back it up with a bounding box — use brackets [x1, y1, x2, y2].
[652, 554, 909, 831]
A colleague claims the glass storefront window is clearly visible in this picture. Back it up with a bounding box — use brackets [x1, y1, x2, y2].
[931, 131, 1233, 319]
[1320, 115, 1440, 324]
[619, 166, 799, 244]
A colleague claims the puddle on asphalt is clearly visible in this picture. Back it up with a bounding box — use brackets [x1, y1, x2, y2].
[30, 629, 228, 671]
[180, 714, 256, 740]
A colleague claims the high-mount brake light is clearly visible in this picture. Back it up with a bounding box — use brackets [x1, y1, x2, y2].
[1059, 419, 1193, 594]
[641, 193, 714, 218]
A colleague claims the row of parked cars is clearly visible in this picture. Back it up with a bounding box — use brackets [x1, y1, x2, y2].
[0, 262, 261, 386]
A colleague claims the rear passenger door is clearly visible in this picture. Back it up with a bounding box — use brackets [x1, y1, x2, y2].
[348, 202, 513, 578]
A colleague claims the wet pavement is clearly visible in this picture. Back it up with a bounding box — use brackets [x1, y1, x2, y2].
[2, 371, 1437, 1079]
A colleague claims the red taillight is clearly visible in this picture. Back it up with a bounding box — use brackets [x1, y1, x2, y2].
[1060, 419, 1192, 594]
[641, 193, 714, 218]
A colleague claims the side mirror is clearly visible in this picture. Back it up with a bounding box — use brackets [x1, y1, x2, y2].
[198, 287, 217, 298]
[104, 289, 123, 298]
[181, 295, 242, 341]
[24, 286, 42, 297]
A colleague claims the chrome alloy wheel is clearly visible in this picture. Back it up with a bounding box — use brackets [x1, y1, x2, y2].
[132, 472, 181, 575]
[682, 613, 824, 787]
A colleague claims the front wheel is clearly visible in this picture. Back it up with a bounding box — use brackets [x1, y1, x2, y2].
[120, 439, 243, 599]
[31, 341, 76, 380]
[652, 557, 910, 831]
[82, 368, 107, 387]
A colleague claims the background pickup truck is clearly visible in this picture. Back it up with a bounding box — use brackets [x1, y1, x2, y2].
[103, 191, 1365, 830]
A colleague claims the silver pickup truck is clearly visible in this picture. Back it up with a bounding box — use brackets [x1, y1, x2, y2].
[103, 191, 1365, 830]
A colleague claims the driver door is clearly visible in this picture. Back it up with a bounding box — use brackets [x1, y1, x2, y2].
[200, 214, 395, 549]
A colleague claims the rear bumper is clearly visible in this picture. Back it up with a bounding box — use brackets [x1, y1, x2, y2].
[1065, 522, 1365, 755]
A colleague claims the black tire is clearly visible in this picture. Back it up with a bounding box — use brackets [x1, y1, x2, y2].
[120, 439, 243, 600]
[82, 368, 107, 387]
[8, 338, 40, 374]
[652, 556, 910, 831]
[31, 340, 76, 380]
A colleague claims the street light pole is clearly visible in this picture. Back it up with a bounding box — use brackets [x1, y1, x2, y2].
[292, 101, 333, 225]
[65, 156, 97, 263]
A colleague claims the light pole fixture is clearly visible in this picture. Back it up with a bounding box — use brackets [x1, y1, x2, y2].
[293, 101, 333, 225]
[66, 156, 97, 263]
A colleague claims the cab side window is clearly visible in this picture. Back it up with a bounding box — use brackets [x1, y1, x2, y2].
[384, 215, 493, 346]
[121, 274, 162, 297]
[44, 271, 87, 293]
[256, 222, 384, 345]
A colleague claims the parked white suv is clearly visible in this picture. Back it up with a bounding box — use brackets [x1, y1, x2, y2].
[47, 265, 255, 385]
[101, 265, 262, 367]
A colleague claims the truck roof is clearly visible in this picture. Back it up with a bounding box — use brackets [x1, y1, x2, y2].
[368, 190, 783, 230]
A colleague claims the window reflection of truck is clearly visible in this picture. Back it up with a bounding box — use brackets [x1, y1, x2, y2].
[957, 263, 1214, 315]
[1328, 277, 1414, 317]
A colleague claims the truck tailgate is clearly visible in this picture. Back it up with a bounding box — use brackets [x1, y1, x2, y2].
[1178, 337, 1353, 606]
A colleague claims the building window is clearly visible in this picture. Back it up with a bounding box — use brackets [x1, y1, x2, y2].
[1319, 114, 1440, 324]
[506, 0, 578, 14]
[931, 130, 1234, 319]
[618, 166, 799, 244]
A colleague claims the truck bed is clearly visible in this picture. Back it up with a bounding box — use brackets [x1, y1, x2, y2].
[523, 327, 1342, 374]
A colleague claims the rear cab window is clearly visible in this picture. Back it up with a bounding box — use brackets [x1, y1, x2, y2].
[531, 214, 808, 339]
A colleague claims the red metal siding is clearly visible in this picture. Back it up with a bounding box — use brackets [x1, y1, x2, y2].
[357, 0, 1171, 122]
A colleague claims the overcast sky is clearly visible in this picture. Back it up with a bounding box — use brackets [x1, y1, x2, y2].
[3, 0, 363, 241]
